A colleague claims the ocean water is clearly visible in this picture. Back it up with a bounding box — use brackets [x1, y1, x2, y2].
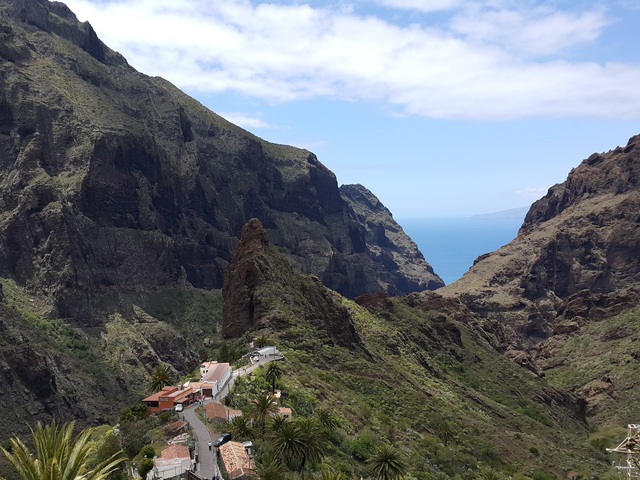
[398, 217, 524, 286]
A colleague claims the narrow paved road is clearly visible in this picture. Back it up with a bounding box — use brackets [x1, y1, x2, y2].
[183, 354, 285, 479]
[182, 403, 217, 480]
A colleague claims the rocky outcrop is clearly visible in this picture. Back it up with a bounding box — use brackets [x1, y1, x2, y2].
[340, 184, 444, 295]
[222, 219, 272, 337]
[0, 0, 440, 323]
[222, 218, 360, 348]
[440, 134, 640, 346]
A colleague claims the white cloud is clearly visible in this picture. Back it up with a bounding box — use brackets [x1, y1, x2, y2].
[218, 112, 276, 129]
[450, 6, 609, 56]
[64, 0, 640, 120]
[374, 0, 463, 13]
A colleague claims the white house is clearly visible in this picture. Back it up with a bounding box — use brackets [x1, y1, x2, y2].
[200, 361, 232, 397]
[253, 346, 281, 358]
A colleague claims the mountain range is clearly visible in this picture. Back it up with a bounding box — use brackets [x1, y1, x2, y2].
[1, 0, 639, 478]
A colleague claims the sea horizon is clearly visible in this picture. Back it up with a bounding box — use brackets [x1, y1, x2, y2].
[398, 215, 525, 286]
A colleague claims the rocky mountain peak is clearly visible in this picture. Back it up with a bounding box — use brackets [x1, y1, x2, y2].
[222, 218, 360, 347]
[236, 217, 269, 255]
[0, 0, 442, 322]
[523, 134, 640, 227]
[340, 183, 444, 294]
[1, 0, 125, 66]
[440, 133, 640, 346]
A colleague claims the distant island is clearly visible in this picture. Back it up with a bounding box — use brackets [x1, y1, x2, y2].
[471, 206, 529, 220]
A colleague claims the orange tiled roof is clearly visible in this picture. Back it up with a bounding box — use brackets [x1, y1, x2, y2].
[161, 444, 190, 460]
[204, 402, 228, 421]
[142, 386, 178, 403]
[219, 441, 254, 479]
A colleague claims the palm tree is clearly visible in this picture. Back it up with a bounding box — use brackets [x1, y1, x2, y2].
[270, 418, 329, 479]
[148, 364, 174, 392]
[318, 466, 348, 480]
[433, 419, 453, 446]
[229, 416, 254, 441]
[270, 422, 305, 472]
[253, 453, 287, 480]
[0, 420, 124, 480]
[254, 335, 270, 348]
[366, 444, 406, 480]
[268, 414, 289, 434]
[264, 361, 283, 394]
[315, 408, 340, 433]
[250, 394, 279, 436]
[295, 417, 329, 472]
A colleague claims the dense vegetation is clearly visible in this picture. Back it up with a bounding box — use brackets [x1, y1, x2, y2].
[1, 254, 634, 480]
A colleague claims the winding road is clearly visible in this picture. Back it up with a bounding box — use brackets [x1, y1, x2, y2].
[181, 354, 284, 479]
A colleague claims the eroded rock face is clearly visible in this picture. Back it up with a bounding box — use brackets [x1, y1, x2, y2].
[440, 134, 640, 345]
[0, 0, 440, 322]
[222, 219, 360, 348]
[340, 184, 444, 295]
[222, 219, 271, 337]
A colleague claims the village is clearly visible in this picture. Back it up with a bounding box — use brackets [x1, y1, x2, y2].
[140, 346, 285, 480]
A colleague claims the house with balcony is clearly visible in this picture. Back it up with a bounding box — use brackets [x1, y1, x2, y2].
[142, 386, 196, 416]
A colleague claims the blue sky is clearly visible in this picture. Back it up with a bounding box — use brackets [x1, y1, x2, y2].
[65, 0, 640, 217]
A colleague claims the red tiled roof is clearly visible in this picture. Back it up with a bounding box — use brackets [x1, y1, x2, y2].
[161, 444, 190, 460]
[204, 402, 228, 421]
[167, 420, 187, 430]
[219, 441, 254, 479]
[142, 386, 178, 403]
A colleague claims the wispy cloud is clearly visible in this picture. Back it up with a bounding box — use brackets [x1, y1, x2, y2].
[295, 140, 329, 150]
[64, 0, 640, 120]
[218, 112, 275, 129]
[450, 6, 609, 57]
[374, 0, 463, 13]
[515, 187, 550, 199]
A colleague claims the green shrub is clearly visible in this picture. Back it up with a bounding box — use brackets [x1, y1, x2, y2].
[121, 421, 151, 458]
[589, 437, 609, 453]
[120, 403, 147, 424]
[139, 445, 155, 459]
[515, 406, 553, 427]
[157, 411, 172, 424]
[530, 470, 556, 480]
[348, 434, 376, 461]
[137, 458, 154, 479]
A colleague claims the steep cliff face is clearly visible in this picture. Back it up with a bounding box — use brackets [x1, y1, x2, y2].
[222, 218, 360, 348]
[339, 184, 444, 295]
[0, 0, 440, 322]
[440, 134, 640, 352]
